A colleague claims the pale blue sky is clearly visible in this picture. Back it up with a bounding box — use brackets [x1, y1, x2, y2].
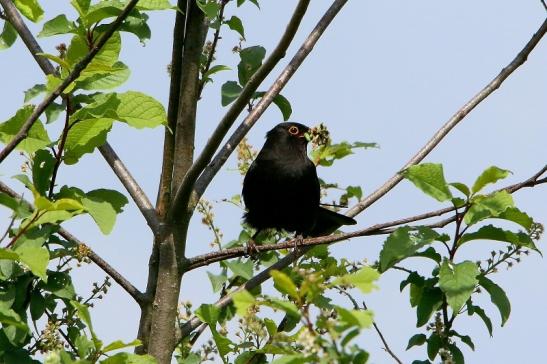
[1, 1, 546, 363]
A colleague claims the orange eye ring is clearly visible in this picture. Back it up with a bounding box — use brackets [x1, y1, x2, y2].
[288, 126, 299, 135]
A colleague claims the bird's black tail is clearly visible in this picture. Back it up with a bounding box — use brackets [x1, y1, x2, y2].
[310, 207, 356, 237]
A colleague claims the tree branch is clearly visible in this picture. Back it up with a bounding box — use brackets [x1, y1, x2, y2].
[98, 143, 160, 234]
[178, 166, 547, 339]
[0, 181, 146, 305]
[347, 18, 547, 217]
[0, 0, 142, 162]
[361, 300, 403, 364]
[1, 0, 160, 236]
[169, 0, 313, 220]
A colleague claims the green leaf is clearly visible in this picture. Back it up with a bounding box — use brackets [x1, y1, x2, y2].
[478, 275, 510, 326]
[14, 239, 49, 281]
[379, 226, 441, 272]
[210, 325, 233, 358]
[32, 149, 56, 196]
[439, 260, 479, 312]
[271, 270, 299, 300]
[496, 207, 534, 231]
[0, 105, 51, 154]
[84, 3, 123, 24]
[271, 355, 306, 364]
[82, 189, 128, 234]
[203, 64, 231, 79]
[207, 271, 228, 293]
[29, 290, 46, 321]
[416, 287, 442, 327]
[0, 306, 28, 329]
[238, 46, 266, 86]
[196, 0, 219, 19]
[119, 13, 151, 44]
[332, 266, 380, 293]
[38, 15, 76, 37]
[13, 0, 44, 22]
[195, 303, 220, 325]
[224, 259, 253, 280]
[42, 271, 76, 299]
[449, 182, 470, 197]
[0, 21, 18, 50]
[136, 0, 175, 11]
[76, 61, 131, 90]
[103, 339, 141, 353]
[335, 306, 374, 329]
[45, 102, 65, 124]
[447, 344, 464, 364]
[115, 91, 167, 128]
[71, 0, 91, 18]
[406, 333, 427, 350]
[464, 191, 514, 225]
[0, 192, 32, 218]
[272, 94, 292, 121]
[403, 163, 452, 202]
[472, 166, 511, 194]
[459, 224, 538, 251]
[71, 300, 100, 346]
[225, 15, 245, 38]
[23, 84, 47, 102]
[64, 118, 114, 164]
[101, 352, 157, 364]
[467, 303, 493, 336]
[427, 333, 441, 361]
[264, 298, 300, 319]
[231, 289, 255, 316]
[221, 81, 242, 106]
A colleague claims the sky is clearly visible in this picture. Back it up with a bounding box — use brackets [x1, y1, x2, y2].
[1, 0, 546, 363]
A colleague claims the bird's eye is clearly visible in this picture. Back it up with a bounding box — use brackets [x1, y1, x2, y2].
[288, 126, 299, 135]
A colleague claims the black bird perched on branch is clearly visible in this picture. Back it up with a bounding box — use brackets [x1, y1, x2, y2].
[242, 122, 356, 244]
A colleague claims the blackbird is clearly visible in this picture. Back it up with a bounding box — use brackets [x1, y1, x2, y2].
[242, 122, 356, 241]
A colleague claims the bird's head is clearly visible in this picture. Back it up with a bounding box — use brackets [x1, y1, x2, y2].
[265, 122, 311, 148]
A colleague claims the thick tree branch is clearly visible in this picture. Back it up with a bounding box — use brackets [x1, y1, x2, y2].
[0, 181, 145, 305]
[99, 143, 160, 233]
[169, 0, 312, 220]
[347, 17, 547, 217]
[1, 0, 160, 235]
[0, 0, 143, 163]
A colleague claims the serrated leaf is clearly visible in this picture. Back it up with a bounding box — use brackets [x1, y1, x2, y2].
[478, 275, 510, 326]
[403, 163, 452, 202]
[0, 21, 18, 50]
[64, 118, 114, 164]
[379, 226, 441, 272]
[464, 191, 514, 225]
[38, 15, 76, 37]
[231, 289, 255, 316]
[102, 339, 141, 353]
[459, 225, 538, 251]
[226, 15, 245, 38]
[115, 91, 167, 128]
[14, 239, 49, 281]
[13, 0, 44, 22]
[76, 61, 131, 90]
[0, 105, 51, 154]
[332, 266, 380, 293]
[221, 81, 242, 106]
[472, 166, 511, 194]
[224, 259, 253, 280]
[439, 260, 479, 312]
[271, 270, 299, 300]
[406, 333, 427, 350]
[82, 189, 128, 234]
[195, 303, 220, 325]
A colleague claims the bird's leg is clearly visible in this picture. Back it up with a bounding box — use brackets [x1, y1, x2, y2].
[245, 230, 260, 258]
[292, 233, 305, 254]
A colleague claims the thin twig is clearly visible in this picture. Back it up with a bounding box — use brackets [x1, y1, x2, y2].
[0, 0, 142, 162]
[48, 97, 72, 198]
[541, 0, 547, 11]
[98, 143, 160, 234]
[347, 18, 547, 217]
[169, 0, 312, 220]
[0, 181, 146, 305]
[197, 0, 228, 97]
[362, 301, 403, 364]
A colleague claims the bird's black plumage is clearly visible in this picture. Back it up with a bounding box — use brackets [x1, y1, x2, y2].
[242, 122, 356, 237]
